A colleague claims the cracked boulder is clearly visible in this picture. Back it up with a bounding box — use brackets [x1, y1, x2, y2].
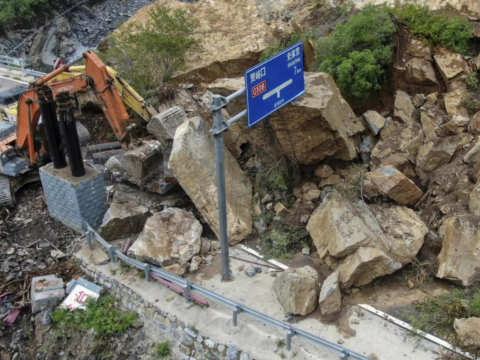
[319, 271, 341, 316]
[128, 208, 202, 266]
[307, 192, 427, 288]
[273, 266, 319, 316]
[433, 47, 471, 88]
[169, 117, 252, 244]
[99, 202, 151, 241]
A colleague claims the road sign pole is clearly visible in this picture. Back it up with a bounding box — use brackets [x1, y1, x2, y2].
[211, 94, 233, 281]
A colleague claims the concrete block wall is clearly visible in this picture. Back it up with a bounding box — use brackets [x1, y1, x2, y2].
[75, 258, 253, 360]
[40, 163, 108, 233]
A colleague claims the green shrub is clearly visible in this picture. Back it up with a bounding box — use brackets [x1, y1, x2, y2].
[51, 295, 137, 336]
[156, 341, 171, 358]
[464, 95, 479, 115]
[0, 0, 49, 27]
[392, 4, 472, 54]
[312, 5, 395, 101]
[466, 73, 479, 91]
[105, 4, 200, 98]
[259, 32, 304, 62]
[254, 157, 298, 195]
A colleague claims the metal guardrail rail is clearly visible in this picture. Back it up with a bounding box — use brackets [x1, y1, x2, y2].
[82, 221, 371, 360]
[0, 55, 46, 78]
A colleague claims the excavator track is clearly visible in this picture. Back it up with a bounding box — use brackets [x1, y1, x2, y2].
[0, 175, 15, 209]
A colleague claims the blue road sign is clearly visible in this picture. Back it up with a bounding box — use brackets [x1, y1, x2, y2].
[245, 42, 305, 128]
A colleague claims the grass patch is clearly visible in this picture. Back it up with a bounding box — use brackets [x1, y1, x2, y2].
[407, 287, 480, 357]
[391, 3, 472, 54]
[466, 73, 479, 91]
[334, 164, 367, 200]
[259, 228, 309, 260]
[255, 157, 298, 196]
[50, 295, 136, 338]
[464, 95, 479, 115]
[155, 341, 171, 358]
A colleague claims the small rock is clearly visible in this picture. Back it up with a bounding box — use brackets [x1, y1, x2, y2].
[274, 202, 288, 215]
[211, 241, 221, 251]
[6, 247, 15, 255]
[319, 271, 341, 316]
[261, 193, 273, 204]
[318, 175, 341, 188]
[338, 339, 345, 344]
[363, 110, 386, 135]
[189, 256, 202, 273]
[314, 164, 334, 178]
[412, 94, 426, 108]
[205, 255, 213, 263]
[301, 247, 310, 255]
[454, 318, 480, 347]
[245, 267, 258, 277]
[51, 250, 66, 259]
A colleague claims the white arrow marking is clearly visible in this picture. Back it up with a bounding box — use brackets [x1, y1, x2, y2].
[262, 79, 293, 100]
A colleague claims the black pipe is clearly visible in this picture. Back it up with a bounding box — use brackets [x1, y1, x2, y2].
[37, 86, 67, 169]
[56, 92, 86, 177]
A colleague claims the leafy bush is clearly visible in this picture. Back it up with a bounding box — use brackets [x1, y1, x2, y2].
[105, 4, 200, 98]
[312, 5, 395, 101]
[392, 4, 472, 54]
[0, 0, 49, 27]
[156, 341, 171, 358]
[259, 32, 305, 62]
[466, 73, 479, 91]
[51, 295, 137, 336]
[255, 157, 298, 195]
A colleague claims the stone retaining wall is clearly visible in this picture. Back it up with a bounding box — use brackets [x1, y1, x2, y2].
[75, 257, 252, 360]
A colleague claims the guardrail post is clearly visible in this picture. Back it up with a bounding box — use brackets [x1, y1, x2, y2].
[86, 230, 93, 250]
[232, 306, 241, 326]
[108, 246, 116, 263]
[340, 351, 350, 359]
[286, 330, 293, 351]
[183, 282, 191, 304]
[143, 264, 150, 282]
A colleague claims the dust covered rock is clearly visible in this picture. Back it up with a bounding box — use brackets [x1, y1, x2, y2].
[99, 202, 151, 241]
[169, 117, 252, 244]
[454, 318, 480, 347]
[437, 215, 480, 287]
[273, 266, 319, 316]
[128, 208, 202, 265]
[433, 47, 471, 87]
[394, 91, 416, 123]
[318, 271, 341, 316]
[363, 110, 386, 135]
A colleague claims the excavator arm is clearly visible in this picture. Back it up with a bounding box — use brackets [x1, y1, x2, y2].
[16, 51, 131, 163]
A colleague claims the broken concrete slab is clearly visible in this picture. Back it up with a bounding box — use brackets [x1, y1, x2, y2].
[99, 201, 151, 241]
[363, 166, 423, 205]
[273, 266, 319, 316]
[31, 275, 65, 313]
[128, 208, 202, 266]
[147, 106, 187, 144]
[319, 271, 341, 316]
[169, 117, 252, 245]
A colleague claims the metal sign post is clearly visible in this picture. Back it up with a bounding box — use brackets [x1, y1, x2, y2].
[210, 42, 305, 282]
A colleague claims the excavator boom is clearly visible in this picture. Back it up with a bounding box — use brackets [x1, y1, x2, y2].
[16, 51, 131, 163]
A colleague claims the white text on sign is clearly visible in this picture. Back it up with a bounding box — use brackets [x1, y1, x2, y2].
[249, 67, 266, 84]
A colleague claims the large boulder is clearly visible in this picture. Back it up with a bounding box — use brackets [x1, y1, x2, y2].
[208, 73, 365, 165]
[125, 0, 274, 84]
[99, 202, 151, 241]
[363, 166, 423, 205]
[169, 117, 252, 244]
[105, 140, 177, 194]
[147, 106, 187, 145]
[273, 266, 319, 316]
[433, 47, 471, 88]
[437, 215, 480, 287]
[444, 82, 470, 118]
[268, 72, 365, 164]
[128, 208, 202, 266]
[405, 58, 440, 86]
[307, 192, 427, 288]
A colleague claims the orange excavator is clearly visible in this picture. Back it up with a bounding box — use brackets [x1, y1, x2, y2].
[0, 51, 144, 207]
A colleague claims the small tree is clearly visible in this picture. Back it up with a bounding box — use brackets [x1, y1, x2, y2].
[105, 4, 200, 98]
[0, 0, 49, 27]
